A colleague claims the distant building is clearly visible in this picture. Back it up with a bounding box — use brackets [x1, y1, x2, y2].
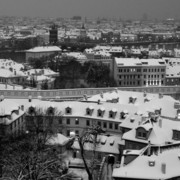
[113, 58, 166, 87]
[25, 46, 61, 62]
[49, 24, 58, 44]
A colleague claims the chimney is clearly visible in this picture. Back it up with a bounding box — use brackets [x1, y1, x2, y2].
[100, 92, 103, 98]
[159, 119, 162, 128]
[28, 95, 32, 102]
[83, 94, 88, 101]
[147, 141, 151, 156]
[97, 99, 100, 104]
[144, 91, 147, 97]
[0, 95, 4, 102]
[159, 93, 163, 99]
[161, 163, 166, 174]
[114, 88, 118, 93]
[21, 105, 24, 111]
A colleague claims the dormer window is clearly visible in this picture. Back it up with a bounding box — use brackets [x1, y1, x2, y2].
[136, 127, 150, 140]
[28, 106, 35, 114]
[129, 96, 137, 104]
[86, 106, 94, 116]
[172, 130, 180, 140]
[120, 111, 127, 119]
[97, 107, 105, 117]
[66, 106, 72, 114]
[47, 106, 54, 115]
[109, 109, 117, 119]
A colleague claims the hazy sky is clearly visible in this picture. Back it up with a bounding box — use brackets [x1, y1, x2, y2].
[0, 0, 180, 19]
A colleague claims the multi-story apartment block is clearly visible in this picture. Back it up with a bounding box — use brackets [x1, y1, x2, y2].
[113, 58, 166, 87]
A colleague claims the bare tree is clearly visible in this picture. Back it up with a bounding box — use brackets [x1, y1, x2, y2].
[77, 125, 105, 180]
[1, 107, 72, 180]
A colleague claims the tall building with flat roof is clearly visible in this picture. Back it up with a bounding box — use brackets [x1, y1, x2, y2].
[113, 58, 166, 87]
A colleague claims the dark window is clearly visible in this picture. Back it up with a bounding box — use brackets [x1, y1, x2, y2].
[75, 130, 79, 135]
[86, 120, 90, 126]
[67, 130, 70, 136]
[59, 118, 62, 124]
[66, 107, 71, 114]
[109, 123, 113, 129]
[115, 123, 118, 130]
[103, 122, 107, 128]
[75, 118, 79, 125]
[86, 109, 90, 115]
[98, 121, 101, 126]
[66, 118, 70, 124]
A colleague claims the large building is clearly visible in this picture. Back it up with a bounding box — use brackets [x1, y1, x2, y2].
[25, 46, 61, 62]
[0, 98, 26, 137]
[112, 58, 166, 87]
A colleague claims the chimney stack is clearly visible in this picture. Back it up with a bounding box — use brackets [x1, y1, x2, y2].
[161, 163, 166, 174]
[21, 105, 24, 111]
[159, 119, 162, 128]
[28, 95, 32, 102]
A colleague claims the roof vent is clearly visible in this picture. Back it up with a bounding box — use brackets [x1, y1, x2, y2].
[130, 118, 135, 123]
[148, 159, 155, 167]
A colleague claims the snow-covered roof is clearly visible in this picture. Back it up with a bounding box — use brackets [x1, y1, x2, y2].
[115, 58, 166, 66]
[47, 133, 71, 146]
[26, 46, 61, 53]
[72, 135, 124, 154]
[113, 145, 180, 179]
[0, 99, 25, 125]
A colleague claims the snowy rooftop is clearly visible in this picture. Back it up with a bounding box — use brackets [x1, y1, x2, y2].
[115, 58, 166, 66]
[26, 46, 61, 53]
[113, 145, 180, 179]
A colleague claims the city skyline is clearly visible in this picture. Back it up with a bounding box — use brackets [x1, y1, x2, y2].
[0, 0, 180, 20]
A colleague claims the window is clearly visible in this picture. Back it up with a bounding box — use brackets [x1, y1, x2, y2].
[103, 122, 107, 128]
[98, 111, 102, 117]
[75, 130, 79, 136]
[115, 123, 118, 130]
[75, 118, 79, 125]
[98, 121, 101, 127]
[66, 107, 72, 114]
[66, 118, 70, 124]
[172, 130, 180, 140]
[59, 118, 62, 124]
[136, 128, 147, 139]
[86, 107, 93, 115]
[86, 120, 90, 126]
[109, 123, 113, 129]
[67, 130, 70, 136]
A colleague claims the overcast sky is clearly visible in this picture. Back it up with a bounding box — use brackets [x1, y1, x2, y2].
[0, 0, 180, 20]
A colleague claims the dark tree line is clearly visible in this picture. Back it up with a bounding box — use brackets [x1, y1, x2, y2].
[28, 54, 117, 89]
